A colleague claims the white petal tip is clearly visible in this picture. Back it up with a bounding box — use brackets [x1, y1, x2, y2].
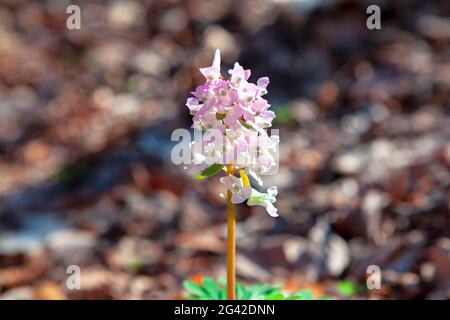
[268, 210, 279, 218]
[212, 49, 221, 69]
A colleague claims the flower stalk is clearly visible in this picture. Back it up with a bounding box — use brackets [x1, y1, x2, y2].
[226, 164, 236, 300]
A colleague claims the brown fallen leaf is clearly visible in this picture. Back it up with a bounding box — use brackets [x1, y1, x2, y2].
[0, 254, 47, 290]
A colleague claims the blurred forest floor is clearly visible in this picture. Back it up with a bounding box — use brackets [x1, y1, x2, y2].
[0, 0, 449, 299]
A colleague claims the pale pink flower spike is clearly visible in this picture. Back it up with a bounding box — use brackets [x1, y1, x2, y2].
[186, 49, 279, 217]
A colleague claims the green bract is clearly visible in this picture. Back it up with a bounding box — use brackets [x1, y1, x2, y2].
[195, 163, 224, 180]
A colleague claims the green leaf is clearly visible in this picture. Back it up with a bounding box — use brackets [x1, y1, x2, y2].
[218, 277, 227, 286]
[336, 280, 356, 297]
[296, 290, 313, 300]
[195, 164, 224, 180]
[183, 278, 331, 300]
[202, 277, 220, 300]
[237, 283, 252, 300]
[183, 280, 206, 298]
[218, 287, 227, 300]
[248, 283, 280, 299]
[264, 293, 285, 300]
[284, 294, 302, 300]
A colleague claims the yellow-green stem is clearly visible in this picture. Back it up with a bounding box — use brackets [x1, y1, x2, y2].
[226, 164, 236, 300]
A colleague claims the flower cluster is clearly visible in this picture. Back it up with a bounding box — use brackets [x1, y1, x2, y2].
[185, 49, 279, 217]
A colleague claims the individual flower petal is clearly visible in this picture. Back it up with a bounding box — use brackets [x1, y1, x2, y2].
[267, 185, 278, 197]
[264, 201, 278, 217]
[192, 82, 215, 102]
[224, 106, 243, 129]
[212, 48, 221, 70]
[254, 110, 276, 128]
[237, 82, 258, 103]
[220, 175, 236, 190]
[246, 167, 264, 186]
[256, 77, 269, 95]
[251, 99, 268, 113]
[231, 187, 252, 203]
[220, 175, 252, 204]
[199, 49, 222, 82]
[199, 67, 220, 82]
[246, 187, 278, 217]
[186, 97, 202, 115]
[228, 62, 250, 87]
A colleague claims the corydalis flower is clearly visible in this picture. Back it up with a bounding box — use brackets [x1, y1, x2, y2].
[220, 175, 252, 204]
[247, 186, 278, 217]
[185, 49, 279, 217]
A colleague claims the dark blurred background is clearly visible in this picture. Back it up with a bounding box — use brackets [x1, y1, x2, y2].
[0, 0, 449, 299]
